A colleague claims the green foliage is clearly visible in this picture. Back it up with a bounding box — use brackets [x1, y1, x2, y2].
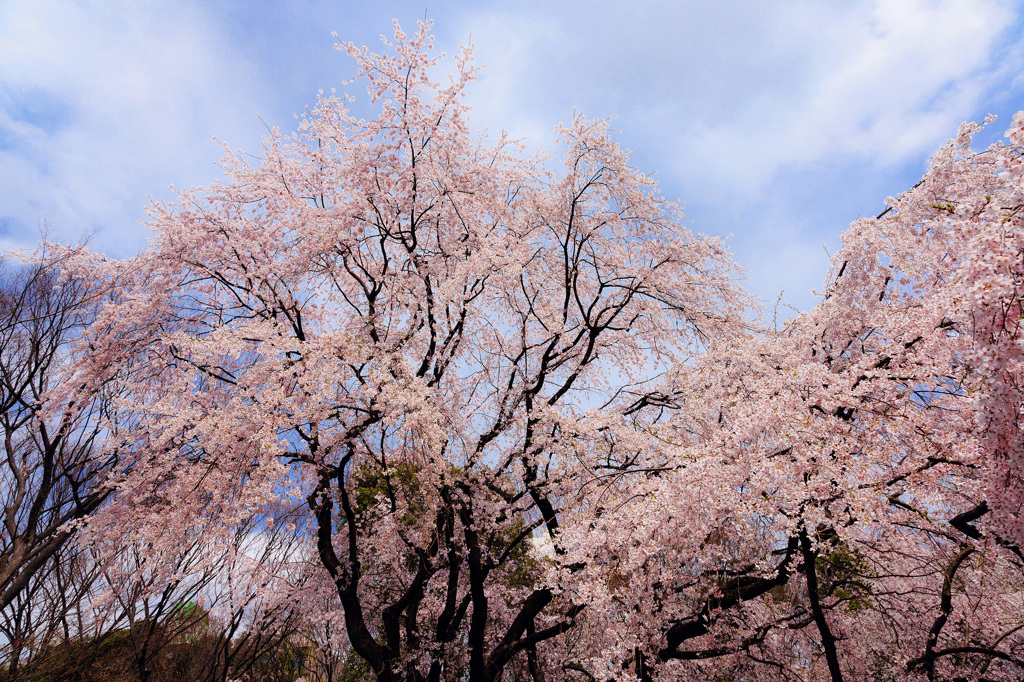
[816, 543, 874, 613]
[167, 600, 209, 644]
[493, 519, 542, 592]
[352, 461, 425, 526]
[338, 647, 375, 682]
[4, 629, 134, 682]
[243, 640, 310, 682]
[2, 628, 311, 682]
[929, 201, 957, 213]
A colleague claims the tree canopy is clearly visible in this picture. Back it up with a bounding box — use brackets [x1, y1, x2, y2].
[3, 20, 1024, 682]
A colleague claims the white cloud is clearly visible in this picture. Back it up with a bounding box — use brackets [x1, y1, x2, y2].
[0, 0, 266, 254]
[682, 0, 1018, 187]
[441, 0, 1023, 312]
[451, 0, 1021, 193]
[446, 11, 566, 147]
[2, 0, 1020, 313]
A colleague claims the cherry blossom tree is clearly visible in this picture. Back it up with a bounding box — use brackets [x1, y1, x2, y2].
[90, 501, 310, 682]
[550, 114, 1024, 680]
[69, 19, 744, 682]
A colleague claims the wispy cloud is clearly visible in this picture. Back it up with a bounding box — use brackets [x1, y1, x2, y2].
[1, 0, 1021, 312]
[677, 0, 1020, 188]
[457, 0, 1022, 192]
[0, 0, 265, 254]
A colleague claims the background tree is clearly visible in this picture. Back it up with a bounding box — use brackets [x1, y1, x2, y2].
[0, 249, 113, 607]
[552, 114, 1024, 680]
[0, 245, 135, 680]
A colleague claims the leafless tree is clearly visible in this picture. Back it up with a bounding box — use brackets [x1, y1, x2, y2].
[0, 250, 116, 612]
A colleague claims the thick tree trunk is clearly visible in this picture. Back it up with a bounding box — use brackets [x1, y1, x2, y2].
[801, 532, 843, 682]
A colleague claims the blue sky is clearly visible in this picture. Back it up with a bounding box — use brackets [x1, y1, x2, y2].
[2, 0, 1023, 313]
